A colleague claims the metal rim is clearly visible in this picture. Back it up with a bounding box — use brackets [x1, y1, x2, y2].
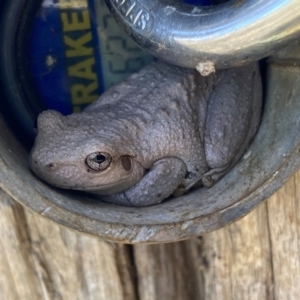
[1, 1, 300, 243]
[104, 0, 300, 70]
[1, 49, 300, 243]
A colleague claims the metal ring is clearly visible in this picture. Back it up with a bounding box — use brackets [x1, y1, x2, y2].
[104, 0, 300, 72]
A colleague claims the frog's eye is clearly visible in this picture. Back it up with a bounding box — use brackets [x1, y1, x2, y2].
[86, 152, 112, 171]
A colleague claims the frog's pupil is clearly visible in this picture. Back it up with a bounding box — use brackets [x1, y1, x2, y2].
[95, 154, 105, 163]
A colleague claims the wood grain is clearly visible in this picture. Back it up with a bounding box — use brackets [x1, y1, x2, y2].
[1, 169, 300, 299]
[0, 189, 137, 300]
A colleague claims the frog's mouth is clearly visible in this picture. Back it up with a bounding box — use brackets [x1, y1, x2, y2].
[59, 179, 135, 195]
[34, 169, 139, 195]
[33, 174, 136, 196]
[30, 161, 145, 195]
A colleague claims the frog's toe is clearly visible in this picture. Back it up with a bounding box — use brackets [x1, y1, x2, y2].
[202, 163, 231, 187]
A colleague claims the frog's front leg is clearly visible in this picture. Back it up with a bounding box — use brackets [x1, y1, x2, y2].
[101, 157, 187, 206]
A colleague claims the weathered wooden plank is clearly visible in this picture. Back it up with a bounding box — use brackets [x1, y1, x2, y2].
[200, 201, 273, 300]
[135, 172, 300, 300]
[267, 171, 300, 300]
[134, 239, 204, 300]
[0, 188, 136, 300]
[134, 203, 273, 300]
[0, 191, 44, 300]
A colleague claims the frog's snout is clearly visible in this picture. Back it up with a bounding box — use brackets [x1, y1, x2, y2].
[29, 149, 57, 178]
[31, 159, 56, 172]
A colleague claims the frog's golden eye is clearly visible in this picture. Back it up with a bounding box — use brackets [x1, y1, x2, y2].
[86, 152, 112, 171]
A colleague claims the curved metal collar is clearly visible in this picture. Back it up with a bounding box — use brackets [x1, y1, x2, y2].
[104, 0, 300, 73]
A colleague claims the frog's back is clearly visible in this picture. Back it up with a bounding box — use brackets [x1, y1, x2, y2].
[84, 62, 215, 175]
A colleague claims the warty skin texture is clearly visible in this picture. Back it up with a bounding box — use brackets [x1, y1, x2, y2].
[29, 61, 262, 206]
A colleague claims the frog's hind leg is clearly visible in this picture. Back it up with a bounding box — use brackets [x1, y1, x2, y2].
[202, 63, 262, 187]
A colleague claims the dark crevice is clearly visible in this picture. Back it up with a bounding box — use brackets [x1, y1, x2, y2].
[266, 203, 276, 300]
[127, 245, 140, 300]
[115, 244, 140, 300]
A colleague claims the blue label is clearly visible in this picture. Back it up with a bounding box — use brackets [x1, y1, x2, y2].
[30, 0, 211, 114]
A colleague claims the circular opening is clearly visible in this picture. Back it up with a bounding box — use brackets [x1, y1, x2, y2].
[1, 0, 300, 243]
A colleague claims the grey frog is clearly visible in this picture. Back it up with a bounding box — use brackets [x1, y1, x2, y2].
[29, 61, 262, 206]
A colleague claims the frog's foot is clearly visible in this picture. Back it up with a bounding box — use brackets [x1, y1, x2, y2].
[202, 164, 231, 188]
[101, 157, 187, 207]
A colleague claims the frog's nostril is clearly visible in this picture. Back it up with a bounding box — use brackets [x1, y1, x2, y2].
[46, 162, 55, 169]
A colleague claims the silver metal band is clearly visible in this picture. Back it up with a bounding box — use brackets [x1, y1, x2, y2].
[104, 0, 300, 71]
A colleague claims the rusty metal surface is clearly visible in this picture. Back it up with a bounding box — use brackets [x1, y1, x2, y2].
[1, 41, 300, 243]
